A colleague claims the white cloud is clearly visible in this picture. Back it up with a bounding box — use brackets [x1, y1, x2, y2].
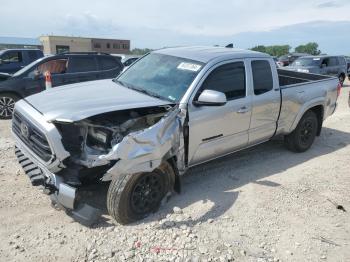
[0, 0, 349, 52]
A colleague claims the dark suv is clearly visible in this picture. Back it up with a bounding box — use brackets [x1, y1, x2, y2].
[0, 52, 123, 119]
[286, 55, 348, 86]
[0, 49, 44, 74]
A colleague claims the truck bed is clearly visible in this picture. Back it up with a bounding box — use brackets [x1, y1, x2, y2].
[277, 69, 339, 136]
[278, 69, 332, 88]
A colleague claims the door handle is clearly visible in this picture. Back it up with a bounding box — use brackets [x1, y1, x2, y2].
[237, 106, 249, 114]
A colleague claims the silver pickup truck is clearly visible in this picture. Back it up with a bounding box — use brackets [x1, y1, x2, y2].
[12, 47, 340, 224]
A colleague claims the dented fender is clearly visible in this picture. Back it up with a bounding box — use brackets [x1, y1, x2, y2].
[98, 108, 186, 181]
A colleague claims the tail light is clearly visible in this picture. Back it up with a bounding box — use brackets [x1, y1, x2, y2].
[337, 83, 341, 97]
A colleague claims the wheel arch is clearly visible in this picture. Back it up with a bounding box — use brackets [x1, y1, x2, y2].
[0, 91, 23, 99]
[289, 99, 324, 136]
[167, 156, 181, 193]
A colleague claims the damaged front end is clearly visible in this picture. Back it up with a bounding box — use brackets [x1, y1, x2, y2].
[13, 99, 187, 225]
[54, 105, 187, 186]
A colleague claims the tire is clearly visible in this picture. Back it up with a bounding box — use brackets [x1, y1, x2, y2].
[0, 93, 19, 120]
[339, 74, 345, 87]
[107, 162, 174, 224]
[284, 110, 318, 153]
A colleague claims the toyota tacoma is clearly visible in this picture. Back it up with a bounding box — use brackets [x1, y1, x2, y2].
[12, 46, 340, 224]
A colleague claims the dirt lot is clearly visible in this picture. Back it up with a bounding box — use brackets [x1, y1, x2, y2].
[0, 81, 349, 262]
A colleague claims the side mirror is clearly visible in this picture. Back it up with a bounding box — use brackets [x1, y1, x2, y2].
[0, 58, 2, 65]
[193, 89, 227, 106]
[321, 64, 326, 68]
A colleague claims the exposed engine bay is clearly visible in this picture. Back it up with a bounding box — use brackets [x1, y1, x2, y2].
[53, 105, 183, 185]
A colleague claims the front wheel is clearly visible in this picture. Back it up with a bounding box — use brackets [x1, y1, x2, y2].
[0, 93, 19, 119]
[107, 162, 174, 224]
[284, 110, 318, 152]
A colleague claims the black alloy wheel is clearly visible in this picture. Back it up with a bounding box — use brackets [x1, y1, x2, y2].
[0, 95, 17, 119]
[130, 172, 165, 215]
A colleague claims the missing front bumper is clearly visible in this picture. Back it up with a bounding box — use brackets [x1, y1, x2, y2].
[15, 146, 76, 210]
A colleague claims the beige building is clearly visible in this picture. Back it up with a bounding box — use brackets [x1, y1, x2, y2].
[39, 35, 130, 55]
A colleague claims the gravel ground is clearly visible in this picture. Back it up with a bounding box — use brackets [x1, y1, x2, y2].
[0, 81, 349, 262]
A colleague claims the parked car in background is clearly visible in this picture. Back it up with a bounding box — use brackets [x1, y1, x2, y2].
[121, 55, 141, 67]
[0, 52, 123, 119]
[272, 56, 280, 67]
[345, 56, 350, 80]
[277, 53, 309, 67]
[286, 55, 347, 86]
[0, 49, 44, 74]
[12, 46, 340, 224]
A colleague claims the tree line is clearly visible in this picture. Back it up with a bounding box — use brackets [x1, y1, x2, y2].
[250, 42, 321, 57]
[130, 42, 322, 57]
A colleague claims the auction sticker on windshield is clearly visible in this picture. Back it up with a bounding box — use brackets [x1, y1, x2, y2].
[177, 62, 202, 72]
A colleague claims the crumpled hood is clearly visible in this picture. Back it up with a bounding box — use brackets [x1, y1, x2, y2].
[25, 79, 171, 122]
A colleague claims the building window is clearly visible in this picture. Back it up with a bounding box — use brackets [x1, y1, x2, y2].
[123, 44, 129, 49]
[106, 43, 110, 49]
[113, 43, 120, 49]
[56, 45, 70, 54]
[94, 43, 101, 49]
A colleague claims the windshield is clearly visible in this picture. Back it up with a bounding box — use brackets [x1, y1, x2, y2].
[291, 58, 321, 67]
[116, 53, 204, 102]
[12, 57, 46, 76]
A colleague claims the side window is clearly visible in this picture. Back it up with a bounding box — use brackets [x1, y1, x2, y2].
[321, 58, 328, 67]
[28, 51, 39, 62]
[98, 56, 121, 70]
[36, 59, 68, 75]
[67, 56, 97, 73]
[1, 51, 22, 63]
[328, 57, 338, 66]
[200, 62, 246, 100]
[251, 60, 273, 95]
[337, 57, 346, 65]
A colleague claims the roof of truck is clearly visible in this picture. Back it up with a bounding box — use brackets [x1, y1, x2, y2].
[154, 46, 270, 63]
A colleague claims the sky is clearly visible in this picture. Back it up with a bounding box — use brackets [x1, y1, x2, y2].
[0, 0, 350, 54]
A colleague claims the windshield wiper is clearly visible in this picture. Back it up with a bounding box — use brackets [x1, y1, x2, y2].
[113, 79, 173, 102]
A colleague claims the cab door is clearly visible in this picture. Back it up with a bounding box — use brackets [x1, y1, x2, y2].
[188, 60, 252, 166]
[247, 59, 280, 145]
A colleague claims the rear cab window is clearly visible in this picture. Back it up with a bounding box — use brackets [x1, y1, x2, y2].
[251, 60, 273, 95]
[67, 56, 98, 73]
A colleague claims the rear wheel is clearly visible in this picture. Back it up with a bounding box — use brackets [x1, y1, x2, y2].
[284, 110, 318, 152]
[0, 93, 19, 119]
[107, 162, 174, 224]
